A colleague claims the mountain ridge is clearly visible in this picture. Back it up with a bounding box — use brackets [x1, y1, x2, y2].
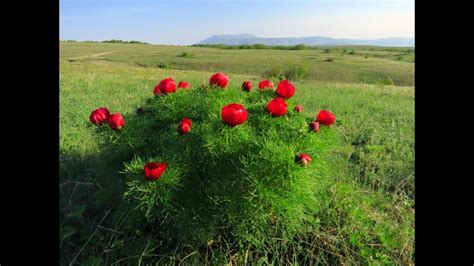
[197, 34, 414, 47]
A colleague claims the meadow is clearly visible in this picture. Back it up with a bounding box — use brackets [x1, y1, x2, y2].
[62, 42, 414, 86]
[60, 42, 414, 265]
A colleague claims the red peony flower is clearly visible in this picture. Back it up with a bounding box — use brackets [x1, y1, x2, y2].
[210, 73, 229, 88]
[315, 110, 336, 126]
[276, 80, 296, 99]
[295, 105, 302, 113]
[241, 80, 252, 92]
[258, 80, 274, 90]
[178, 118, 192, 134]
[154, 77, 176, 95]
[267, 97, 288, 117]
[309, 121, 320, 132]
[178, 81, 190, 89]
[221, 103, 248, 126]
[108, 113, 125, 130]
[89, 107, 110, 126]
[143, 162, 167, 181]
[295, 153, 312, 166]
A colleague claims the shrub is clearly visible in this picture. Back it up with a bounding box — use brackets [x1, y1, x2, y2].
[262, 65, 309, 81]
[91, 82, 338, 255]
[177, 52, 195, 58]
[193, 44, 317, 51]
[283, 64, 309, 81]
[252, 43, 266, 49]
[156, 63, 169, 69]
[262, 65, 284, 80]
[292, 44, 307, 50]
[101, 39, 149, 44]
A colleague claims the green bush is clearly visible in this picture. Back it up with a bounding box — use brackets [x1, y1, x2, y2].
[283, 65, 309, 81]
[253, 43, 266, 49]
[156, 63, 169, 69]
[192, 44, 318, 51]
[177, 52, 195, 58]
[262, 65, 309, 81]
[262, 65, 284, 80]
[101, 39, 149, 44]
[92, 83, 339, 254]
[292, 43, 307, 50]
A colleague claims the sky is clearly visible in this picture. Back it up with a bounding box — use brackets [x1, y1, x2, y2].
[60, 0, 414, 45]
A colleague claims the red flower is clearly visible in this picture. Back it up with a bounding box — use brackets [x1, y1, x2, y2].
[309, 121, 320, 132]
[295, 153, 312, 166]
[258, 80, 274, 90]
[295, 105, 302, 113]
[221, 103, 248, 126]
[89, 107, 110, 126]
[210, 73, 229, 88]
[143, 162, 167, 181]
[108, 113, 125, 130]
[154, 77, 176, 95]
[178, 118, 192, 134]
[267, 97, 288, 117]
[276, 80, 296, 99]
[178, 81, 191, 89]
[315, 110, 336, 126]
[242, 80, 252, 92]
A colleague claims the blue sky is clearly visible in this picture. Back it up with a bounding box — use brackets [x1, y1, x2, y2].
[60, 0, 414, 45]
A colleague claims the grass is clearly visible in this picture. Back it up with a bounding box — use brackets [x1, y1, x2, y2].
[61, 42, 414, 86]
[60, 42, 414, 265]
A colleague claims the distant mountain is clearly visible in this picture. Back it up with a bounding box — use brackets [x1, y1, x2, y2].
[197, 34, 414, 47]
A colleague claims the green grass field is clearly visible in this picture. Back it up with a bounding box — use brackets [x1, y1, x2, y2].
[60, 42, 414, 265]
[61, 42, 414, 86]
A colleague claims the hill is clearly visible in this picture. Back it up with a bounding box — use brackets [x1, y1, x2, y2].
[197, 34, 414, 47]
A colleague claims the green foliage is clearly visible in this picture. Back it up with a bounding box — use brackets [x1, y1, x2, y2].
[94, 86, 339, 251]
[262, 65, 284, 80]
[192, 43, 318, 51]
[59, 48, 414, 264]
[262, 64, 309, 81]
[293, 43, 307, 50]
[61, 42, 414, 86]
[101, 39, 149, 44]
[283, 64, 309, 81]
[253, 43, 266, 49]
[156, 62, 169, 69]
[177, 52, 195, 58]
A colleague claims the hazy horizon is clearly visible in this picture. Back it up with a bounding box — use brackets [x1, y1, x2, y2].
[61, 33, 414, 46]
[60, 0, 414, 45]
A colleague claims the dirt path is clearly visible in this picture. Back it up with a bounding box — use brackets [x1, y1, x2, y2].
[71, 50, 126, 60]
